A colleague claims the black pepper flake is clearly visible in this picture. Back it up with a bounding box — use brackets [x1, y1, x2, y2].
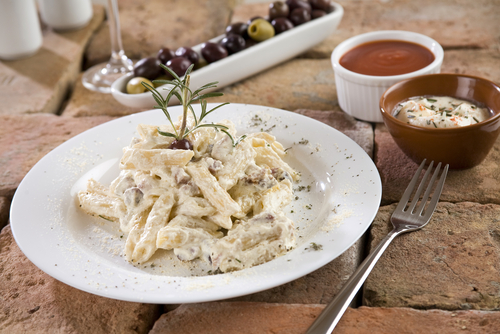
[298, 138, 309, 145]
[28, 306, 40, 314]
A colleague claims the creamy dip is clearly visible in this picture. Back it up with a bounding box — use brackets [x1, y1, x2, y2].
[393, 96, 490, 128]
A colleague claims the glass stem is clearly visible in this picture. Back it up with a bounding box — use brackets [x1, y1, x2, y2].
[106, 0, 132, 70]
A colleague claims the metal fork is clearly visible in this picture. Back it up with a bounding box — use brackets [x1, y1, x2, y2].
[306, 160, 449, 334]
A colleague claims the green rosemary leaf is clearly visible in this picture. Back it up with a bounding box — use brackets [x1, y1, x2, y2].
[220, 129, 235, 146]
[171, 90, 183, 104]
[197, 123, 229, 130]
[151, 93, 165, 109]
[426, 98, 438, 103]
[151, 79, 177, 86]
[188, 104, 198, 125]
[157, 128, 178, 138]
[234, 134, 247, 147]
[473, 116, 480, 123]
[199, 99, 208, 120]
[142, 82, 164, 105]
[184, 64, 194, 78]
[165, 83, 181, 105]
[99, 215, 113, 222]
[159, 63, 181, 82]
[200, 102, 230, 121]
[191, 92, 224, 102]
[193, 81, 219, 95]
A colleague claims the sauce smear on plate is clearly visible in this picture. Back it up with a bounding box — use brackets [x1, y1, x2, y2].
[340, 40, 435, 76]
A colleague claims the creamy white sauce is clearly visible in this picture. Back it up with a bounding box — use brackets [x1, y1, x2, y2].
[393, 96, 490, 128]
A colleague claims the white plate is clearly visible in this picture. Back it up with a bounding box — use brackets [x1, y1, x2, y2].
[10, 104, 381, 304]
[111, 2, 344, 109]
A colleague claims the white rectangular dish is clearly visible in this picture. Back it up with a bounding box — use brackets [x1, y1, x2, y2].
[111, 2, 344, 109]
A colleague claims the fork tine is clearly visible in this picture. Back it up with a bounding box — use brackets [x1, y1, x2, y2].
[414, 162, 442, 216]
[421, 163, 449, 220]
[394, 159, 427, 213]
[407, 161, 434, 214]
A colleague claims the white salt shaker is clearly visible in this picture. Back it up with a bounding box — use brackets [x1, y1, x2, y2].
[0, 0, 43, 60]
[38, 0, 93, 31]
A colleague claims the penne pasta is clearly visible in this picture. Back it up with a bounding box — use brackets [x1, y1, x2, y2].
[78, 116, 299, 273]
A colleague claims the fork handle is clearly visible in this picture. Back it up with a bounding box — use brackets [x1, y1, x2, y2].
[305, 228, 402, 334]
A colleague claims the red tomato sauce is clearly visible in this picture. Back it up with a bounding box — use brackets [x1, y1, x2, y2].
[339, 40, 435, 76]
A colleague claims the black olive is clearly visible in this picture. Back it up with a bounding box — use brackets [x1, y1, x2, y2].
[311, 9, 327, 19]
[166, 57, 192, 77]
[269, 1, 289, 20]
[309, 0, 331, 11]
[226, 22, 249, 39]
[271, 17, 294, 34]
[220, 34, 246, 55]
[247, 16, 266, 25]
[286, 0, 311, 13]
[133, 57, 162, 80]
[244, 38, 258, 49]
[169, 138, 193, 150]
[157, 48, 175, 65]
[201, 42, 228, 63]
[175, 47, 199, 67]
[289, 7, 311, 26]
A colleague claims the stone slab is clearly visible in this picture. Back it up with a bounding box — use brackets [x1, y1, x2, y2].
[375, 124, 500, 206]
[150, 303, 500, 334]
[84, 0, 236, 68]
[0, 197, 9, 230]
[0, 225, 160, 334]
[62, 73, 145, 117]
[0, 5, 105, 115]
[0, 114, 115, 198]
[364, 202, 500, 310]
[209, 58, 338, 111]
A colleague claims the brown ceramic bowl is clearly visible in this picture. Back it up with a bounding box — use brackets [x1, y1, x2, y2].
[380, 74, 500, 169]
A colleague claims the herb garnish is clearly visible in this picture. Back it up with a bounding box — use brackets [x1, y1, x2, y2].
[142, 64, 242, 148]
[99, 215, 113, 222]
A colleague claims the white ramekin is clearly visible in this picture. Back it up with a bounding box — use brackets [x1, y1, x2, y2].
[331, 30, 444, 123]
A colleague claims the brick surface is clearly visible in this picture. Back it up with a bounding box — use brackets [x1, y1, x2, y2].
[209, 58, 338, 111]
[62, 73, 145, 117]
[232, 239, 365, 304]
[0, 5, 105, 115]
[375, 124, 500, 206]
[0, 197, 9, 230]
[84, 0, 235, 68]
[364, 202, 500, 310]
[0, 225, 160, 334]
[150, 303, 500, 334]
[441, 49, 500, 81]
[0, 114, 114, 198]
[296, 109, 373, 158]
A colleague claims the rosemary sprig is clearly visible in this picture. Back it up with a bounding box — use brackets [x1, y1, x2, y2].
[141, 64, 240, 145]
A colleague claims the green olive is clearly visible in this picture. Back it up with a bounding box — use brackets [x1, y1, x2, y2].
[126, 77, 153, 94]
[247, 18, 275, 42]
